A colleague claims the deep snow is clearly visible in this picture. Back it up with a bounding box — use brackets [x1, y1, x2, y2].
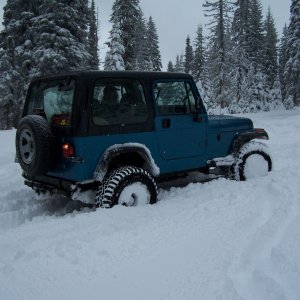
[0, 109, 300, 300]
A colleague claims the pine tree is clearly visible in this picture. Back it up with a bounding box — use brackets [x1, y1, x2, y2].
[245, 64, 269, 112]
[167, 61, 174, 72]
[174, 54, 185, 73]
[231, 0, 275, 112]
[104, 23, 125, 70]
[268, 76, 284, 111]
[88, 0, 99, 69]
[0, 0, 93, 129]
[0, 49, 22, 129]
[184, 35, 193, 74]
[110, 0, 144, 70]
[192, 25, 206, 83]
[229, 1, 249, 112]
[145, 16, 162, 71]
[283, 0, 300, 107]
[30, 0, 91, 77]
[231, 0, 251, 50]
[0, 0, 37, 129]
[263, 7, 278, 88]
[203, 0, 233, 110]
[279, 24, 288, 100]
[191, 24, 212, 111]
[228, 46, 250, 113]
[248, 0, 265, 68]
[132, 13, 148, 70]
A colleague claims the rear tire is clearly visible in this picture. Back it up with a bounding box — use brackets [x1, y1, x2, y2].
[230, 141, 272, 181]
[95, 166, 158, 208]
[16, 115, 54, 176]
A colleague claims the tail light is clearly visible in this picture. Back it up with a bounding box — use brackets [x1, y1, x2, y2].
[62, 143, 75, 158]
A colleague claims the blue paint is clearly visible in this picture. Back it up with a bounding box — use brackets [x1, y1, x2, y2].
[48, 116, 252, 182]
[43, 71, 254, 183]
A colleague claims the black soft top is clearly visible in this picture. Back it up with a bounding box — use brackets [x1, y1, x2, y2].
[31, 70, 193, 83]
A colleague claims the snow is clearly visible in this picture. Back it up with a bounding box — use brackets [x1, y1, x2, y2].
[243, 154, 269, 178]
[1, 109, 300, 300]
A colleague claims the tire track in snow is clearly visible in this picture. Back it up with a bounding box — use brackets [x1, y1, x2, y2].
[0, 189, 93, 232]
[228, 174, 300, 300]
[0, 131, 93, 232]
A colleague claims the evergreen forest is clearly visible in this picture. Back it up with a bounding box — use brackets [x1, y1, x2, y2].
[0, 0, 299, 129]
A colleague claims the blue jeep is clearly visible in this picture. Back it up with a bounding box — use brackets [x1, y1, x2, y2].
[15, 71, 272, 207]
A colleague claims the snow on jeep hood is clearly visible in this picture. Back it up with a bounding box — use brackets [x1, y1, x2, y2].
[208, 115, 253, 132]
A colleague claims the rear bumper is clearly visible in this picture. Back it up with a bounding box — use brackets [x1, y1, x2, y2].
[23, 172, 75, 195]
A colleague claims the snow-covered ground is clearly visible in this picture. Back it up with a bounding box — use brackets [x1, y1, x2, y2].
[1, 109, 300, 300]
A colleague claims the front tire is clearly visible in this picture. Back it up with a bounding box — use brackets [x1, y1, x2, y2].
[95, 166, 158, 208]
[231, 141, 272, 181]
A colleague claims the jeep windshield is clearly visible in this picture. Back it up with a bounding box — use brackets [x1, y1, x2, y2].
[25, 79, 75, 126]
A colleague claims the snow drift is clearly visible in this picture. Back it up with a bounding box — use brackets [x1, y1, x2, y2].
[0, 109, 300, 300]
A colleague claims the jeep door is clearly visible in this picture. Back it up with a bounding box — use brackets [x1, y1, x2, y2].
[154, 80, 207, 160]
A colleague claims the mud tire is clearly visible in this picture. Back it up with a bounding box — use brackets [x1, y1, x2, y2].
[230, 141, 272, 181]
[95, 166, 158, 208]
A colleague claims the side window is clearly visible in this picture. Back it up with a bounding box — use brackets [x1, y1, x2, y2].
[154, 81, 197, 115]
[92, 79, 148, 126]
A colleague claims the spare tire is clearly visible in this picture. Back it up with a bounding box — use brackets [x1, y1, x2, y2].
[16, 115, 55, 176]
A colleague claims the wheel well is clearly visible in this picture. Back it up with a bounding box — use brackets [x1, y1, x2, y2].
[107, 152, 146, 173]
[94, 144, 160, 181]
[231, 129, 269, 154]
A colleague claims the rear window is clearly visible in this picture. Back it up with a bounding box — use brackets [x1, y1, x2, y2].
[26, 79, 75, 126]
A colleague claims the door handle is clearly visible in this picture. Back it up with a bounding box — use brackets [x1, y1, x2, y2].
[162, 118, 171, 128]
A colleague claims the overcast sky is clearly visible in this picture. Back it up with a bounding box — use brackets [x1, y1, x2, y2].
[0, 0, 291, 69]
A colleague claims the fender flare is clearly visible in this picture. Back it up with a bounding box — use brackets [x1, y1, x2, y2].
[231, 128, 269, 155]
[93, 143, 160, 181]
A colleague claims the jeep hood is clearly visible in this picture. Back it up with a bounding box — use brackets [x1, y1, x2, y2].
[208, 115, 253, 132]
